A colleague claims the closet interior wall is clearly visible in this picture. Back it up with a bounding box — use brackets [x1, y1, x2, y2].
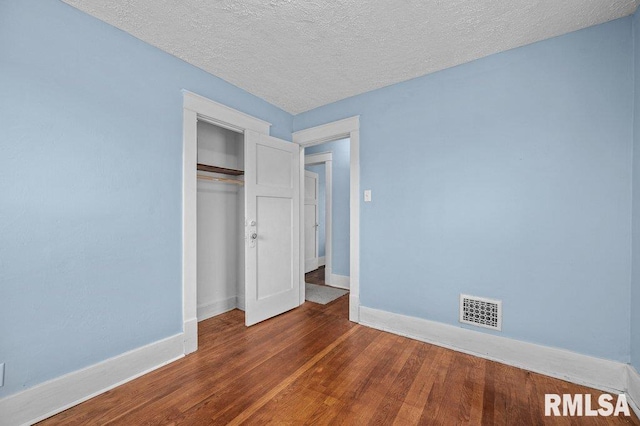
[196, 121, 245, 322]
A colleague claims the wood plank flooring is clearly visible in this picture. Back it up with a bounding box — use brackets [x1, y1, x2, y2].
[40, 296, 639, 425]
[305, 265, 327, 286]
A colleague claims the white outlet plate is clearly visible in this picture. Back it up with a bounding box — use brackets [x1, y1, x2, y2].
[364, 189, 372, 202]
[0, 363, 4, 387]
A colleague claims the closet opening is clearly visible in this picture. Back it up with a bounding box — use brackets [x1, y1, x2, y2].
[196, 120, 245, 324]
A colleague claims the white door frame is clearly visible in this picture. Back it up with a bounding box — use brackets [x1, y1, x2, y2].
[293, 116, 360, 322]
[304, 152, 333, 283]
[182, 90, 271, 354]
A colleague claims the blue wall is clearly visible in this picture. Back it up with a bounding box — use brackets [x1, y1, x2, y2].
[295, 18, 634, 361]
[306, 139, 351, 277]
[0, 0, 292, 398]
[632, 11, 640, 372]
[305, 164, 326, 257]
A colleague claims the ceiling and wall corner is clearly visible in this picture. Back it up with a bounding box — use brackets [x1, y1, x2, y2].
[61, 0, 638, 114]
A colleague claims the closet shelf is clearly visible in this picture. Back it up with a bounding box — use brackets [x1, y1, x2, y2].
[197, 163, 244, 176]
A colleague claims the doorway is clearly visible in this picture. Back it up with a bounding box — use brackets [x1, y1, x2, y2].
[182, 91, 302, 353]
[293, 117, 361, 323]
[196, 121, 245, 323]
[303, 138, 350, 292]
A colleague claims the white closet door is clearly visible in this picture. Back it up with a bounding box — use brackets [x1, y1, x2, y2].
[304, 170, 319, 273]
[244, 130, 300, 326]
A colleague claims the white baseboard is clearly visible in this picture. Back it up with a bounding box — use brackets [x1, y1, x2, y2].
[329, 274, 350, 290]
[197, 297, 237, 322]
[628, 365, 640, 418]
[183, 317, 198, 355]
[359, 306, 627, 394]
[236, 295, 245, 311]
[349, 294, 360, 323]
[318, 256, 326, 266]
[0, 333, 184, 426]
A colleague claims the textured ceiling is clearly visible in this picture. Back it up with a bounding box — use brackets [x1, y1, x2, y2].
[63, 0, 638, 114]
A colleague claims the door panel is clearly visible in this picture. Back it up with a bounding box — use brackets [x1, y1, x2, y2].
[304, 170, 319, 273]
[256, 144, 293, 188]
[245, 130, 300, 326]
[256, 197, 293, 299]
[305, 174, 317, 199]
[304, 204, 316, 262]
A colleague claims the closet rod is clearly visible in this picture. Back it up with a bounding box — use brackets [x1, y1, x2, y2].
[197, 173, 244, 186]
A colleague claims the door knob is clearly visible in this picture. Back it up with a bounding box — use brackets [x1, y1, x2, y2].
[251, 233, 258, 240]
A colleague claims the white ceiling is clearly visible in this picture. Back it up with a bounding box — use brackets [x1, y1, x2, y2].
[63, 0, 638, 114]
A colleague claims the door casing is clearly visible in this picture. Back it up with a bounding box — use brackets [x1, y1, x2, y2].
[182, 90, 276, 354]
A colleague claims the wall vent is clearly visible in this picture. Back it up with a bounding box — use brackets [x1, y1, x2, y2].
[459, 294, 502, 331]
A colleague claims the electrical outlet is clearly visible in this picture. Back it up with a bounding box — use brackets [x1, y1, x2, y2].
[0, 363, 4, 387]
[364, 189, 372, 202]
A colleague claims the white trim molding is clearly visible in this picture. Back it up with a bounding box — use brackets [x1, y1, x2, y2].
[359, 306, 628, 394]
[182, 90, 271, 135]
[236, 295, 246, 311]
[349, 295, 360, 323]
[183, 318, 198, 355]
[318, 256, 326, 266]
[329, 274, 350, 290]
[182, 91, 272, 354]
[305, 152, 334, 164]
[0, 334, 184, 426]
[197, 297, 237, 322]
[628, 365, 640, 418]
[182, 106, 199, 355]
[293, 116, 359, 147]
[293, 116, 360, 323]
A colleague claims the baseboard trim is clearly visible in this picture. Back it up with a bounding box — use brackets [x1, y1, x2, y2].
[237, 295, 245, 312]
[183, 317, 198, 355]
[197, 297, 237, 322]
[349, 294, 360, 323]
[318, 256, 326, 266]
[628, 365, 640, 418]
[359, 306, 627, 394]
[329, 274, 350, 290]
[0, 333, 184, 426]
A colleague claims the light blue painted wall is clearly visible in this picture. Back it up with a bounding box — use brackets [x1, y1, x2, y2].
[295, 18, 633, 361]
[306, 139, 351, 276]
[0, 0, 292, 398]
[305, 164, 326, 257]
[632, 11, 640, 371]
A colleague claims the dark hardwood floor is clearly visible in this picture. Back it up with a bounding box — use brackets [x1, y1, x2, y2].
[305, 265, 327, 286]
[40, 295, 639, 425]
